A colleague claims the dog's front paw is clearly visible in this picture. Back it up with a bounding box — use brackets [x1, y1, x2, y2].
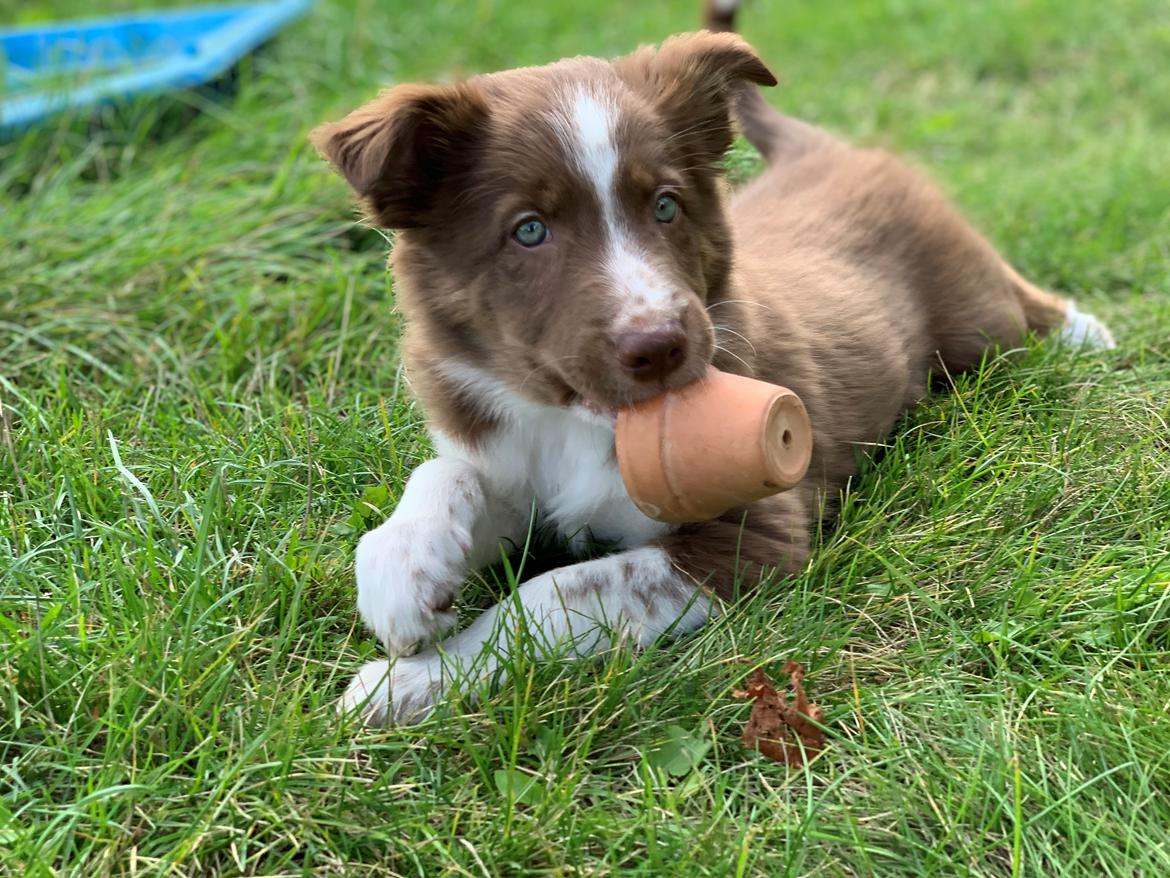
[355, 519, 468, 657]
[339, 656, 443, 726]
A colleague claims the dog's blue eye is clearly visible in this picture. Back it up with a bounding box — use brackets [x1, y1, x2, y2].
[654, 195, 679, 223]
[513, 218, 548, 247]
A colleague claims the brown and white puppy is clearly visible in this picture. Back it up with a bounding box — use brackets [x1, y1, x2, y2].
[313, 1, 1114, 724]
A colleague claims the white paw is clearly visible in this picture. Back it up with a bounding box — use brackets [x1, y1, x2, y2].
[355, 518, 468, 657]
[1057, 301, 1116, 350]
[338, 656, 443, 726]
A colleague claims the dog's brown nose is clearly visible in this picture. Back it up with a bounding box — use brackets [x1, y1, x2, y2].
[616, 327, 687, 382]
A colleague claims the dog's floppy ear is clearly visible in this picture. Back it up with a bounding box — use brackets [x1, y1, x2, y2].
[617, 31, 776, 170]
[310, 83, 488, 229]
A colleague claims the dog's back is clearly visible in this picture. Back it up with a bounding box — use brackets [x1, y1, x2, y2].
[706, 0, 1108, 493]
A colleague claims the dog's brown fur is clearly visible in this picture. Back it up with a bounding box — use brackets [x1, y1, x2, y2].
[314, 6, 1107, 724]
[314, 35, 1068, 600]
[314, 43, 779, 445]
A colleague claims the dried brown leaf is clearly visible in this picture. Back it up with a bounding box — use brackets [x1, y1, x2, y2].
[734, 661, 825, 767]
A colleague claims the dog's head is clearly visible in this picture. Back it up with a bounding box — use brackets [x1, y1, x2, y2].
[312, 32, 775, 415]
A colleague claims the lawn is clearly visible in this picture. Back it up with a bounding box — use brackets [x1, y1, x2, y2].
[2, 0, 1169, 874]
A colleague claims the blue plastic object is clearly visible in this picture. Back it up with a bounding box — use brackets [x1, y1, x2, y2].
[0, 0, 313, 131]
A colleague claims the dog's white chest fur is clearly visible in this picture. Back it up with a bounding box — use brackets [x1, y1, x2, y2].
[431, 363, 671, 551]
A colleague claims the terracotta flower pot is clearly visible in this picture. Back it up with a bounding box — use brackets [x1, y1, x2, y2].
[615, 367, 813, 523]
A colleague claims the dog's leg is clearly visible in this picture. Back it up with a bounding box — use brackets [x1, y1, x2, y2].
[355, 457, 527, 657]
[342, 491, 810, 725]
[1008, 270, 1116, 350]
[341, 547, 716, 724]
[1054, 300, 1116, 349]
[933, 264, 1115, 373]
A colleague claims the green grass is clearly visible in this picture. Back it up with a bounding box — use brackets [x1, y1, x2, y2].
[2, 0, 1169, 874]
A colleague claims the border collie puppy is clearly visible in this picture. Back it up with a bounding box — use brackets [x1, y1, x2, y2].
[312, 1, 1113, 724]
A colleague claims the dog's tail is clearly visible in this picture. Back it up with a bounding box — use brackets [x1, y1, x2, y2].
[702, 0, 741, 32]
[701, 1, 834, 162]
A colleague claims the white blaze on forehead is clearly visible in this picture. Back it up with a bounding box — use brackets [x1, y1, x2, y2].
[568, 89, 620, 220]
[552, 86, 677, 327]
